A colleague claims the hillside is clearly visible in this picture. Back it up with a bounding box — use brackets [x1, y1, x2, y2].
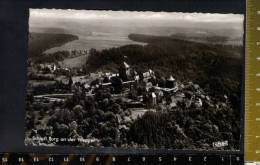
[86, 34, 243, 106]
[128, 33, 242, 56]
[25, 32, 243, 149]
[28, 32, 79, 60]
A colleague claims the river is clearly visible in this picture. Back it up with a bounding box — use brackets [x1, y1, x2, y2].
[44, 32, 147, 54]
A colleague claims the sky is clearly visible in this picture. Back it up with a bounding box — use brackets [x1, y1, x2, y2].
[29, 9, 244, 52]
[29, 9, 244, 39]
[30, 9, 243, 23]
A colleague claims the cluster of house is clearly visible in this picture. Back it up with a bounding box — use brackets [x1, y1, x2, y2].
[44, 49, 88, 57]
[33, 60, 224, 111]
[68, 49, 88, 56]
[36, 63, 71, 76]
[79, 61, 222, 111]
[70, 61, 180, 109]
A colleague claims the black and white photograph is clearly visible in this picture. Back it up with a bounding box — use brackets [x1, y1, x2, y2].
[25, 9, 244, 150]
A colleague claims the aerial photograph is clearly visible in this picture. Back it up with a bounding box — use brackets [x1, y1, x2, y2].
[25, 9, 244, 150]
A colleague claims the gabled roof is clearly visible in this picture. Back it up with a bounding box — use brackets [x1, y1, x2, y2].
[167, 75, 175, 81]
[151, 92, 156, 98]
[123, 61, 130, 68]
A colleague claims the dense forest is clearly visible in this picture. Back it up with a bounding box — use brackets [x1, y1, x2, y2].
[26, 79, 240, 149]
[86, 34, 242, 104]
[26, 32, 243, 150]
[83, 34, 243, 150]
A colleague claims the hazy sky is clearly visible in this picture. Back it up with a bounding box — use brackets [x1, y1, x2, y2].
[29, 9, 244, 51]
[30, 9, 243, 23]
[29, 9, 244, 38]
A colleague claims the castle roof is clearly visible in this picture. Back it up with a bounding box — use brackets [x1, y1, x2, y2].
[167, 75, 175, 81]
[123, 62, 130, 68]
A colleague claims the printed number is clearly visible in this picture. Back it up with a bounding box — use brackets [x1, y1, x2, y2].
[33, 157, 39, 162]
[112, 157, 116, 162]
[2, 157, 8, 162]
[80, 157, 85, 162]
[18, 157, 24, 162]
[49, 157, 54, 162]
[64, 157, 69, 162]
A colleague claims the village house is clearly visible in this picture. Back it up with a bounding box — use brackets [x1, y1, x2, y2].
[146, 92, 157, 108]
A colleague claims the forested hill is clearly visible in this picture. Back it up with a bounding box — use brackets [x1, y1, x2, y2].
[128, 33, 242, 57]
[86, 33, 243, 105]
[28, 32, 79, 58]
